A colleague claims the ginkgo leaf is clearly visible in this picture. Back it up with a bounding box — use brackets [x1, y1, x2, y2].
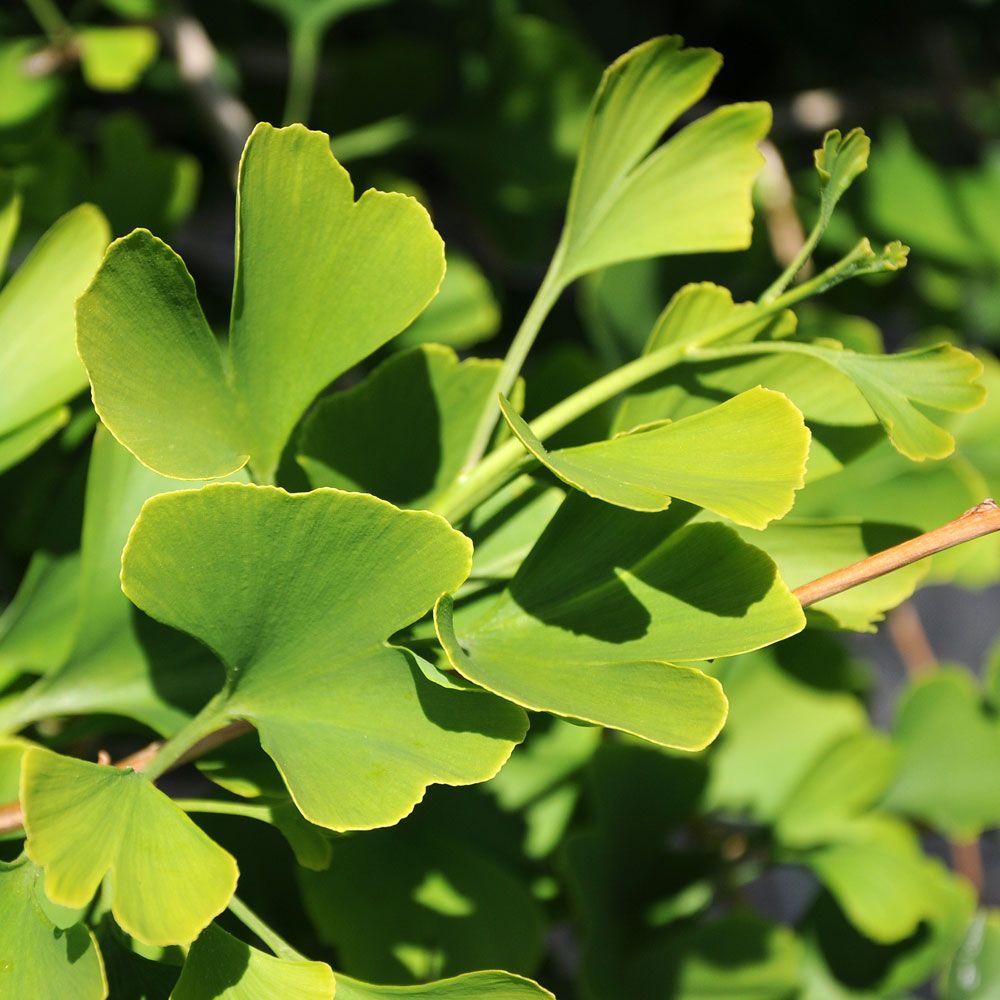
[500, 387, 808, 528]
[814, 128, 871, 229]
[0, 428, 229, 737]
[0, 406, 70, 476]
[0, 203, 109, 456]
[171, 924, 334, 999]
[0, 856, 107, 1000]
[557, 36, 770, 281]
[0, 170, 19, 273]
[692, 339, 984, 460]
[335, 972, 554, 1000]
[298, 346, 503, 508]
[22, 749, 239, 946]
[78, 123, 445, 482]
[77, 27, 159, 92]
[121, 484, 527, 831]
[436, 494, 804, 749]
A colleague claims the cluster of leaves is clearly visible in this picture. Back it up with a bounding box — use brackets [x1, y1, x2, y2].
[2, 7, 1000, 1000]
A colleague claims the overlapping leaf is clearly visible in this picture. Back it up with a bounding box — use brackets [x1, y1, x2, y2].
[0, 202, 109, 471]
[335, 972, 554, 999]
[556, 36, 770, 281]
[0, 856, 107, 1000]
[22, 749, 238, 946]
[500, 386, 808, 527]
[171, 924, 334, 999]
[436, 494, 805, 749]
[298, 345, 503, 508]
[121, 484, 527, 831]
[78, 123, 445, 482]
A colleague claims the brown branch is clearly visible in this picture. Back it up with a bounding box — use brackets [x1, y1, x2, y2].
[794, 499, 1000, 608]
[886, 602, 937, 679]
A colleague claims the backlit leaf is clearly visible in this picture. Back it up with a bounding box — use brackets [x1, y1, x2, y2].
[22, 749, 238, 946]
[501, 387, 808, 527]
[78, 123, 445, 482]
[121, 484, 527, 831]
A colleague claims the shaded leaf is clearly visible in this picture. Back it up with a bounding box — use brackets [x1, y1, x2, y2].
[501, 386, 808, 527]
[121, 484, 526, 831]
[0, 171, 19, 274]
[171, 924, 334, 999]
[298, 346, 502, 508]
[78, 123, 445, 482]
[0, 856, 107, 1000]
[335, 971, 553, 1000]
[22, 749, 238, 946]
[0, 39, 62, 129]
[814, 127, 871, 230]
[437, 494, 804, 749]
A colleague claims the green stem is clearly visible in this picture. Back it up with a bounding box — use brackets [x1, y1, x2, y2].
[176, 799, 274, 820]
[228, 893, 306, 961]
[23, 0, 72, 44]
[758, 212, 824, 304]
[459, 244, 567, 474]
[433, 250, 869, 525]
[140, 694, 230, 781]
[282, 21, 322, 126]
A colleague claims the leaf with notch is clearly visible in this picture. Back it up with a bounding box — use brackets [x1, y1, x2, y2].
[78, 123, 445, 482]
[121, 484, 527, 831]
[22, 749, 238, 946]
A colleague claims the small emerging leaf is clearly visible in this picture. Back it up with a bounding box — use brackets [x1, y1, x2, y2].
[22, 749, 239, 946]
[814, 127, 871, 227]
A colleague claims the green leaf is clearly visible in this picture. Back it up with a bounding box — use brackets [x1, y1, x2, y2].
[300, 817, 544, 982]
[558, 36, 770, 281]
[0, 551, 81, 689]
[77, 27, 159, 92]
[298, 346, 503, 508]
[395, 252, 501, 350]
[22, 749, 238, 946]
[0, 427, 228, 737]
[121, 484, 526, 831]
[250, 0, 390, 31]
[774, 731, 896, 847]
[335, 972, 554, 1000]
[0, 406, 71, 476]
[501, 386, 808, 527]
[78, 123, 445, 482]
[731, 519, 926, 632]
[0, 856, 107, 1000]
[814, 127, 871, 229]
[0, 170, 20, 274]
[0, 204, 110, 448]
[693, 340, 984, 461]
[944, 912, 1000, 1000]
[882, 670, 1000, 840]
[0, 39, 62, 129]
[0, 737, 32, 801]
[805, 816, 957, 944]
[436, 495, 805, 749]
[171, 924, 334, 999]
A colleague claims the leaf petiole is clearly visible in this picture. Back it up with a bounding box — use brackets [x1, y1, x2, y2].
[227, 893, 307, 961]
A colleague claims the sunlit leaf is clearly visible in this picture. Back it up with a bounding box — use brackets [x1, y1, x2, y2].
[0, 856, 107, 1000]
[501, 387, 808, 527]
[437, 495, 805, 749]
[77, 27, 159, 92]
[557, 36, 769, 281]
[298, 346, 502, 508]
[0, 170, 20, 274]
[814, 128, 871, 230]
[0, 204, 109, 458]
[22, 749, 238, 946]
[121, 484, 526, 831]
[335, 971, 554, 1000]
[882, 670, 1000, 840]
[78, 123, 445, 482]
[171, 924, 334, 999]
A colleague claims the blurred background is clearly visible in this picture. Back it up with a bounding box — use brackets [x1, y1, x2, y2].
[2, 1, 1000, 997]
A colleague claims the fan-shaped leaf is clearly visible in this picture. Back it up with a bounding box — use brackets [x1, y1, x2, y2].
[121, 484, 526, 831]
[501, 387, 808, 527]
[436, 495, 804, 749]
[78, 123, 445, 482]
[22, 749, 238, 946]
